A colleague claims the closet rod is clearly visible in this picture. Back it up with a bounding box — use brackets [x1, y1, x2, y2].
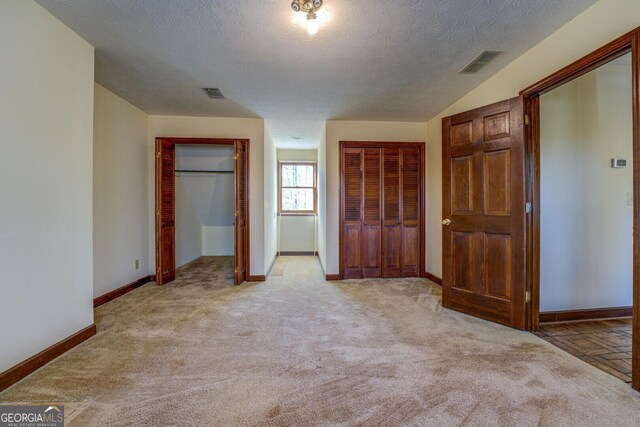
[174, 170, 234, 174]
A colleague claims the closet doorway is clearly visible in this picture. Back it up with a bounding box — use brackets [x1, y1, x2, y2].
[155, 137, 249, 286]
[339, 141, 425, 279]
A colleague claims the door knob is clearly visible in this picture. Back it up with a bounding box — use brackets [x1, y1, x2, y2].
[442, 219, 451, 226]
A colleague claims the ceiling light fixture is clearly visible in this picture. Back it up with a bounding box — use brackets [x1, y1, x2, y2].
[291, 0, 324, 35]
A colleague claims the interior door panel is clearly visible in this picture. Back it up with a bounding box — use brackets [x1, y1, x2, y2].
[442, 97, 526, 329]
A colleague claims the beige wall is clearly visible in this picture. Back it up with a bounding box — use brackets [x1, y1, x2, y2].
[203, 226, 234, 256]
[540, 56, 633, 311]
[93, 84, 150, 297]
[279, 215, 317, 252]
[277, 149, 318, 161]
[425, 0, 640, 278]
[0, 0, 95, 372]
[317, 128, 328, 271]
[175, 176, 202, 267]
[325, 120, 427, 275]
[264, 123, 278, 270]
[148, 116, 267, 276]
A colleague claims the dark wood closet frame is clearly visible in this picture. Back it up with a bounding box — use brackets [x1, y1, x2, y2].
[520, 26, 640, 391]
[338, 140, 426, 279]
[155, 137, 251, 285]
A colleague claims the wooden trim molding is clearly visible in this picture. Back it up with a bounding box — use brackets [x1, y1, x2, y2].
[278, 161, 318, 215]
[278, 251, 318, 256]
[339, 140, 426, 149]
[247, 275, 266, 282]
[0, 324, 96, 392]
[425, 272, 443, 286]
[633, 28, 640, 393]
[326, 274, 342, 281]
[540, 307, 633, 323]
[93, 275, 154, 308]
[521, 27, 637, 97]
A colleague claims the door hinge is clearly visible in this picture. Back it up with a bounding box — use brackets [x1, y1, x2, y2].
[156, 151, 161, 158]
[525, 202, 532, 214]
[234, 210, 238, 217]
[525, 291, 531, 303]
[234, 269, 238, 273]
[234, 154, 238, 160]
[524, 114, 530, 126]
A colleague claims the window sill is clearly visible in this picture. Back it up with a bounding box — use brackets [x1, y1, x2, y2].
[279, 212, 317, 217]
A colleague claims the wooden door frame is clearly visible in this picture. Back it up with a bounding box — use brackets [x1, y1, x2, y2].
[338, 141, 426, 279]
[520, 26, 640, 391]
[154, 137, 251, 285]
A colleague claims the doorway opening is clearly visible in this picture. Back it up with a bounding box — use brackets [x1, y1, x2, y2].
[531, 52, 633, 383]
[521, 28, 640, 390]
[155, 138, 249, 286]
[175, 145, 236, 285]
[270, 148, 319, 278]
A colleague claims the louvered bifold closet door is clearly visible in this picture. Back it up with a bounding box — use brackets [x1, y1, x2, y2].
[401, 148, 421, 276]
[343, 149, 363, 279]
[362, 149, 382, 277]
[234, 140, 248, 285]
[382, 148, 402, 278]
[156, 139, 176, 285]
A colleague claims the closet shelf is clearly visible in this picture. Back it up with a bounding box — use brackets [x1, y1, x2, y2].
[174, 170, 234, 174]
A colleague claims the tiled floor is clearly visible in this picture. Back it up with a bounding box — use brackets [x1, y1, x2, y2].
[534, 319, 632, 383]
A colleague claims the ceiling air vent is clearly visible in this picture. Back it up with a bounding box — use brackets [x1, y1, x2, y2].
[460, 51, 502, 74]
[203, 88, 224, 99]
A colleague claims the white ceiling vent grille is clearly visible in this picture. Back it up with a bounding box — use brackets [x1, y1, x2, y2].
[203, 88, 225, 99]
[460, 51, 502, 74]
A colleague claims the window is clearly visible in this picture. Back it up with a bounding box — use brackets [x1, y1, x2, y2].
[279, 161, 317, 214]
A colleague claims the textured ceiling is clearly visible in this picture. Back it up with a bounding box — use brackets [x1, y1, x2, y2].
[266, 119, 325, 149]
[36, 0, 598, 145]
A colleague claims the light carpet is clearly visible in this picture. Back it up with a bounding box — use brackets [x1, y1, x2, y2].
[270, 258, 288, 276]
[1, 256, 639, 426]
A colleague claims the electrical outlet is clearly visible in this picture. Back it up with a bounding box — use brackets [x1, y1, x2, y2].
[135, 259, 140, 270]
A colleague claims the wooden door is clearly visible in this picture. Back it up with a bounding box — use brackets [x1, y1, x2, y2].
[442, 97, 527, 329]
[342, 148, 363, 279]
[341, 142, 425, 280]
[234, 140, 248, 285]
[382, 148, 402, 277]
[401, 148, 421, 277]
[155, 139, 176, 285]
[362, 149, 382, 278]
